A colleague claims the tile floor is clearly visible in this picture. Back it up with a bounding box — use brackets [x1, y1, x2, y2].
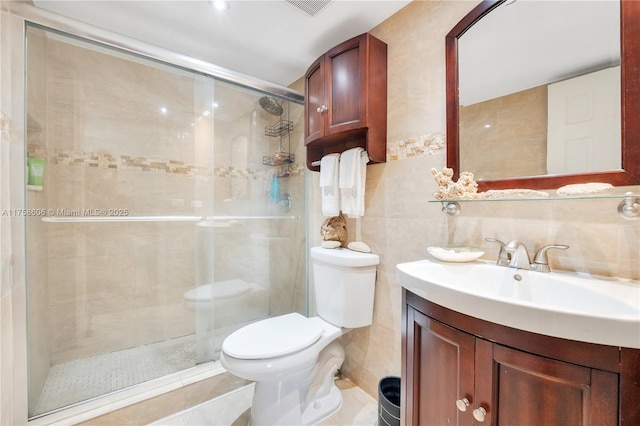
[151, 379, 379, 426]
[34, 335, 198, 415]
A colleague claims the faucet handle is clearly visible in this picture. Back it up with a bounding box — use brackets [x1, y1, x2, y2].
[485, 237, 510, 266]
[531, 244, 569, 272]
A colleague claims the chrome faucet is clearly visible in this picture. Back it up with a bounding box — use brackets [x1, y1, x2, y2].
[486, 239, 569, 272]
[531, 244, 569, 272]
[504, 240, 532, 269]
[484, 238, 510, 266]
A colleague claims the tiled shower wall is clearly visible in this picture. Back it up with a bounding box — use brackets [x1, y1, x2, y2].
[26, 30, 210, 381]
[3, 11, 307, 422]
[24, 24, 306, 414]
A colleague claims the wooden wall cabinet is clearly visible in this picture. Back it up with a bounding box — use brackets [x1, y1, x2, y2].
[403, 289, 640, 426]
[304, 33, 387, 171]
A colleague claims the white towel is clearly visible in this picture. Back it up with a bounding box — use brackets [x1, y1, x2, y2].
[339, 148, 368, 218]
[320, 153, 340, 217]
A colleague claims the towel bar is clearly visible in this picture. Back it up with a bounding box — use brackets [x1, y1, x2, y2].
[311, 151, 369, 168]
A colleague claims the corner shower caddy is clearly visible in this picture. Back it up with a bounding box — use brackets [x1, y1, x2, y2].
[262, 119, 295, 172]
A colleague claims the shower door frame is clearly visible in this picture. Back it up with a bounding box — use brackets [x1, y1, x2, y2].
[8, 3, 304, 104]
[3, 3, 305, 424]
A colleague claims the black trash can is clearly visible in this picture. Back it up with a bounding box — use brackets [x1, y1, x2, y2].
[378, 376, 401, 426]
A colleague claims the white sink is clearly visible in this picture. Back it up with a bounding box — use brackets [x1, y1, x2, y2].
[396, 259, 640, 348]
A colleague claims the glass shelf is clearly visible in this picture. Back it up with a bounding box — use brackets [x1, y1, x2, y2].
[430, 188, 640, 219]
[428, 188, 640, 204]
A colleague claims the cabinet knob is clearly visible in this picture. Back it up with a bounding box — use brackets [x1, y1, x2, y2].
[455, 398, 470, 412]
[473, 407, 487, 422]
[316, 104, 328, 113]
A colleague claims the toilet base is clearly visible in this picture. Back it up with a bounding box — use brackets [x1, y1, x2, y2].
[249, 377, 343, 426]
[300, 383, 342, 425]
[248, 342, 345, 426]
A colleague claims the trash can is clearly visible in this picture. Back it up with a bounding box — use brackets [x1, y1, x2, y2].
[378, 376, 401, 426]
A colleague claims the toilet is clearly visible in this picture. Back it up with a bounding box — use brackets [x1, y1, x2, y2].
[183, 278, 269, 362]
[183, 278, 269, 329]
[220, 246, 379, 426]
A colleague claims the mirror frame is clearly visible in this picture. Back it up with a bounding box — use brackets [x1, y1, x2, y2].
[446, 0, 640, 191]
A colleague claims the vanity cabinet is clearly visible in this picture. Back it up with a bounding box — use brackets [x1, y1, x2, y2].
[403, 289, 640, 426]
[304, 33, 387, 171]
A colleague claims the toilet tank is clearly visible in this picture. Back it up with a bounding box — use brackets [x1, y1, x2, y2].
[310, 246, 379, 328]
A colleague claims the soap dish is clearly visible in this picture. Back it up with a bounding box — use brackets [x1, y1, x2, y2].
[427, 246, 484, 263]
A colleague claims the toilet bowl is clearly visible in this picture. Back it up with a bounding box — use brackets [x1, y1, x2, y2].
[183, 278, 269, 361]
[220, 246, 379, 425]
[183, 278, 268, 329]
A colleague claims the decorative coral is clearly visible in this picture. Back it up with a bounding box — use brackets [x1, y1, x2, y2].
[431, 167, 481, 200]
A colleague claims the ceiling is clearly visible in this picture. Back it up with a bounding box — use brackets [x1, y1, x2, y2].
[32, 0, 411, 88]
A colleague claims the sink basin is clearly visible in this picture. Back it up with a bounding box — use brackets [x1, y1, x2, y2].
[396, 259, 640, 348]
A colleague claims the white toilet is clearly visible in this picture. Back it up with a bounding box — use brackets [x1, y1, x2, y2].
[220, 246, 379, 426]
[183, 278, 269, 362]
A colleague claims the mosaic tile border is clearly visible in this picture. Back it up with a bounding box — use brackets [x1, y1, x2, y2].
[387, 132, 445, 161]
[26, 146, 305, 178]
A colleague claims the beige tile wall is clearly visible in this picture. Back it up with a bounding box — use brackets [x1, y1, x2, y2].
[25, 24, 52, 410]
[307, 0, 640, 399]
[460, 85, 547, 180]
[30, 31, 206, 364]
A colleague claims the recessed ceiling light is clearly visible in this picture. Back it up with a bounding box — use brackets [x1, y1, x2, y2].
[210, 0, 230, 11]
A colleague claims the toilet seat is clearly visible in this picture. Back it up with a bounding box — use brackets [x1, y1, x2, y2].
[222, 313, 324, 360]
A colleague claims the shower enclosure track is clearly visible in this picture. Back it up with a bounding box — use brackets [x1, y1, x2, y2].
[41, 215, 300, 223]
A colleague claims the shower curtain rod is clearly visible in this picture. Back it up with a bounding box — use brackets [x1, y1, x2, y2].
[42, 215, 300, 223]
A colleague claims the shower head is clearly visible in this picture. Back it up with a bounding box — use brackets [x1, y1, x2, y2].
[258, 96, 283, 116]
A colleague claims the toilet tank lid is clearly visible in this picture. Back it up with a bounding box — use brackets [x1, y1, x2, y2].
[222, 313, 323, 360]
[310, 246, 379, 267]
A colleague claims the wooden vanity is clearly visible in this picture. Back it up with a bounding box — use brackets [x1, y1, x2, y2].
[402, 289, 640, 425]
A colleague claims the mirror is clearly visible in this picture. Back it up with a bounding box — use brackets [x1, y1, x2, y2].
[446, 0, 640, 191]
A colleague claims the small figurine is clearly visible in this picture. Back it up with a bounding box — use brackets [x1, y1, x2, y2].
[320, 212, 348, 247]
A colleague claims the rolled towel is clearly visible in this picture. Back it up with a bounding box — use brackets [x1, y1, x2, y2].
[339, 148, 367, 217]
[320, 153, 340, 216]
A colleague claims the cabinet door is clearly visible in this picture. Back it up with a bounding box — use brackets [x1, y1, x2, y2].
[475, 342, 619, 426]
[304, 56, 325, 144]
[405, 307, 475, 426]
[325, 35, 366, 135]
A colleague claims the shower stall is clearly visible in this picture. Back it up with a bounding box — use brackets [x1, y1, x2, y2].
[23, 23, 306, 418]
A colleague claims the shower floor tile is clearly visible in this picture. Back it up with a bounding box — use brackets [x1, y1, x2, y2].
[33, 335, 197, 416]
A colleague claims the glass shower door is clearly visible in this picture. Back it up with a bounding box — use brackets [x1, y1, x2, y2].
[24, 23, 306, 419]
[25, 24, 215, 416]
